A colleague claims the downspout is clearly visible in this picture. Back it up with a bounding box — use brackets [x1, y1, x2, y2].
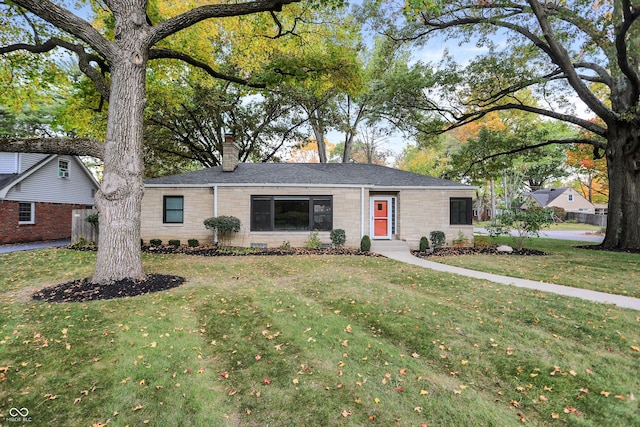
[213, 185, 218, 244]
[361, 186, 365, 239]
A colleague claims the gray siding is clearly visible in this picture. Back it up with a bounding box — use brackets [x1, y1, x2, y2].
[19, 153, 49, 172]
[6, 156, 97, 204]
[0, 153, 18, 173]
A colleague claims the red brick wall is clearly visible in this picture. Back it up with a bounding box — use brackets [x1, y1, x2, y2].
[0, 201, 88, 244]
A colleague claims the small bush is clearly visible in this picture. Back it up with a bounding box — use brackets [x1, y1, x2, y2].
[306, 230, 322, 249]
[360, 235, 371, 252]
[168, 239, 181, 247]
[474, 236, 491, 249]
[204, 216, 241, 246]
[430, 231, 446, 248]
[452, 230, 469, 247]
[419, 236, 430, 251]
[280, 241, 291, 250]
[85, 213, 99, 226]
[149, 239, 162, 247]
[188, 239, 199, 247]
[330, 229, 346, 248]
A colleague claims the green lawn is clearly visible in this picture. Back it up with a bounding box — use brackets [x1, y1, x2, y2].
[1, 249, 638, 426]
[435, 237, 640, 298]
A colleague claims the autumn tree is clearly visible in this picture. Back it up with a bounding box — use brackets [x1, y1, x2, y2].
[566, 142, 609, 204]
[0, 0, 338, 284]
[375, 0, 640, 249]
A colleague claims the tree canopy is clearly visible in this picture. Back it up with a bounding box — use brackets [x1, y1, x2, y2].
[369, 0, 640, 249]
[0, 0, 346, 283]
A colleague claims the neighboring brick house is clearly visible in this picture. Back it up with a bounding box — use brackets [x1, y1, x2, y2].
[521, 187, 595, 214]
[0, 152, 100, 244]
[141, 140, 475, 249]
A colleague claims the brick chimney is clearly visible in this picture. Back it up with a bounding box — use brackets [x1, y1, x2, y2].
[222, 133, 239, 172]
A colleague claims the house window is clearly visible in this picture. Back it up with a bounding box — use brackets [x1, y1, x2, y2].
[568, 194, 574, 202]
[450, 197, 472, 225]
[251, 196, 333, 231]
[18, 202, 35, 224]
[163, 196, 184, 224]
[58, 159, 70, 178]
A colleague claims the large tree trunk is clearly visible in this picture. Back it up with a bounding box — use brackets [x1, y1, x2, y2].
[91, 7, 148, 283]
[602, 124, 640, 249]
[310, 109, 327, 163]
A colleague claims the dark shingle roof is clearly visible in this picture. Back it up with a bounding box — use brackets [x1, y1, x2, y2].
[529, 187, 571, 206]
[145, 163, 469, 188]
[0, 174, 19, 191]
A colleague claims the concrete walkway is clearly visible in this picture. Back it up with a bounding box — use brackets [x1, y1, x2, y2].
[372, 241, 640, 311]
[0, 239, 70, 254]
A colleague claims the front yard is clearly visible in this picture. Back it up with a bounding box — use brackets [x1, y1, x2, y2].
[0, 248, 638, 426]
[430, 237, 640, 298]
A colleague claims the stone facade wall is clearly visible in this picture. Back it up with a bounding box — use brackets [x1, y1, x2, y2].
[0, 200, 87, 244]
[140, 185, 475, 249]
[140, 187, 215, 245]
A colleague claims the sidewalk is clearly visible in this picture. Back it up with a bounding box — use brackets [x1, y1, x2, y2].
[0, 239, 70, 254]
[373, 242, 640, 311]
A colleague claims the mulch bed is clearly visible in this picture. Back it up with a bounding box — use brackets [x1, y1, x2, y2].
[32, 274, 186, 303]
[575, 244, 640, 254]
[412, 246, 547, 258]
[143, 245, 377, 257]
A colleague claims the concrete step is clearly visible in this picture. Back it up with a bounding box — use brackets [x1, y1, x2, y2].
[370, 239, 410, 252]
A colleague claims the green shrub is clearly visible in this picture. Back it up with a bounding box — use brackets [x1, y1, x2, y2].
[306, 230, 322, 249]
[419, 236, 430, 251]
[430, 231, 446, 248]
[452, 230, 469, 247]
[474, 235, 491, 249]
[280, 241, 291, 250]
[360, 235, 371, 252]
[330, 229, 346, 248]
[188, 239, 199, 247]
[149, 239, 162, 247]
[168, 239, 181, 247]
[203, 216, 241, 246]
[85, 213, 99, 226]
[487, 208, 554, 250]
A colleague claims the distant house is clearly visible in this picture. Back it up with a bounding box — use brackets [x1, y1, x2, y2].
[141, 139, 475, 249]
[0, 152, 100, 244]
[521, 187, 595, 214]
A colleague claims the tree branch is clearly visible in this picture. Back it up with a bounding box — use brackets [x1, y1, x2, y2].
[0, 137, 105, 159]
[10, 0, 114, 59]
[147, 0, 300, 47]
[445, 103, 608, 138]
[527, 0, 616, 123]
[1, 36, 111, 100]
[463, 138, 606, 176]
[149, 48, 266, 88]
[614, 0, 640, 104]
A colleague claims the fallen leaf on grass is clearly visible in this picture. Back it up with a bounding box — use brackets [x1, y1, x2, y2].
[133, 405, 143, 411]
[563, 407, 581, 415]
[341, 410, 352, 418]
[600, 390, 611, 397]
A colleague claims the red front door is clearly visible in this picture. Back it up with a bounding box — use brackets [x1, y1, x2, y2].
[373, 200, 389, 238]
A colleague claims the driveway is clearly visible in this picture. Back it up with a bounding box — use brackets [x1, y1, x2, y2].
[474, 228, 604, 243]
[0, 239, 70, 254]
